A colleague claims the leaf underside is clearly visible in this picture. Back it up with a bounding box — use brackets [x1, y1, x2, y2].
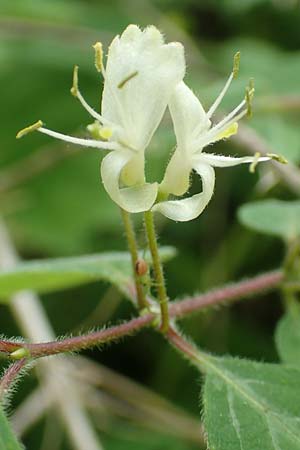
[0, 247, 176, 300]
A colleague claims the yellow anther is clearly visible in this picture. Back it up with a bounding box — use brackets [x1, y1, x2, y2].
[87, 122, 112, 141]
[249, 78, 254, 91]
[10, 347, 31, 360]
[87, 121, 102, 139]
[99, 127, 113, 140]
[118, 71, 139, 89]
[245, 79, 255, 118]
[93, 42, 104, 73]
[233, 51, 241, 79]
[249, 152, 261, 173]
[70, 65, 79, 97]
[217, 122, 238, 141]
[16, 120, 43, 139]
[266, 153, 288, 164]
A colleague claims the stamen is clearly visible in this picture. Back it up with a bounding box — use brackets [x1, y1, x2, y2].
[93, 42, 104, 73]
[70, 65, 110, 126]
[195, 108, 247, 150]
[118, 71, 139, 89]
[206, 74, 233, 120]
[233, 51, 241, 79]
[76, 90, 108, 124]
[99, 127, 113, 140]
[70, 65, 79, 97]
[87, 122, 113, 140]
[38, 127, 121, 151]
[207, 79, 254, 141]
[210, 97, 246, 134]
[87, 121, 102, 139]
[266, 153, 288, 164]
[212, 109, 246, 137]
[16, 120, 43, 139]
[249, 152, 261, 173]
[206, 51, 240, 119]
[216, 122, 238, 141]
[245, 79, 255, 118]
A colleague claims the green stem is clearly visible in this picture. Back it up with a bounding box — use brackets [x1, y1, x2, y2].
[282, 281, 300, 292]
[283, 238, 300, 274]
[144, 210, 169, 333]
[120, 209, 148, 310]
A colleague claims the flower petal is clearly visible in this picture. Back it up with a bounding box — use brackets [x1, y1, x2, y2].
[101, 149, 158, 213]
[152, 163, 215, 221]
[120, 150, 145, 186]
[168, 81, 211, 153]
[102, 25, 186, 150]
[159, 148, 192, 196]
[198, 152, 270, 167]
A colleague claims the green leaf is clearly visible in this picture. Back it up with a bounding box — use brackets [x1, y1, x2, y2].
[203, 355, 300, 450]
[238, 199, 300, 240]
[0, 247, 176, 301]
[275, 304, 300, 367]
[0, 408, 22, 450]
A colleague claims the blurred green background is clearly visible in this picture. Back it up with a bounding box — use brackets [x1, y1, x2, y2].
[0, 0, 300, 448]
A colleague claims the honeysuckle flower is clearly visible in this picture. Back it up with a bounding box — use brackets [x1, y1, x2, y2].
[17, 25, 185, 213]
[152, 63, 271, 222]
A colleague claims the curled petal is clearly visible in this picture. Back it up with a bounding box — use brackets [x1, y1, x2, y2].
[152, 164, 215, 222]
[101, 150, 158, 213]
[102, 25, 186, 150]
[198, 152, 270, 167]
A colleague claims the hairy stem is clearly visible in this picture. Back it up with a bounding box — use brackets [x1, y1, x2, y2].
[166, 327, 229, 377]
[120, 208, 148, 309]
[169, 270, 283, 318]
[0, 359, 27, 400]
[166, 327, 202, 368]
[17, 315, 154, 358]
[0, 270, 283, 359]
[167, 327, 225, 375]
[144, 211, 169, 333]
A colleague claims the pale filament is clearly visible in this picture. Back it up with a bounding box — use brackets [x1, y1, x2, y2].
[194, 108, 247, 151]
[76, 89, 111, 126]
[206, 71, 234, 119]
[38, 127, 121, 150]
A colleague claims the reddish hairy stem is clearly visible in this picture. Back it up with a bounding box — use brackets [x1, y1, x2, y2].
[0, 358, 27, 400]
[0, 340, 22, 354]
[166, 327, 200, 365]
[0, 270, 283, 358]
[169, 270, 283, 318]
[27, 314, 154, 358]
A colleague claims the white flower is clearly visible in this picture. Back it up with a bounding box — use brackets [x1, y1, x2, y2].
[17, 25, 185, 213]
[152, 67, 270, 222]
